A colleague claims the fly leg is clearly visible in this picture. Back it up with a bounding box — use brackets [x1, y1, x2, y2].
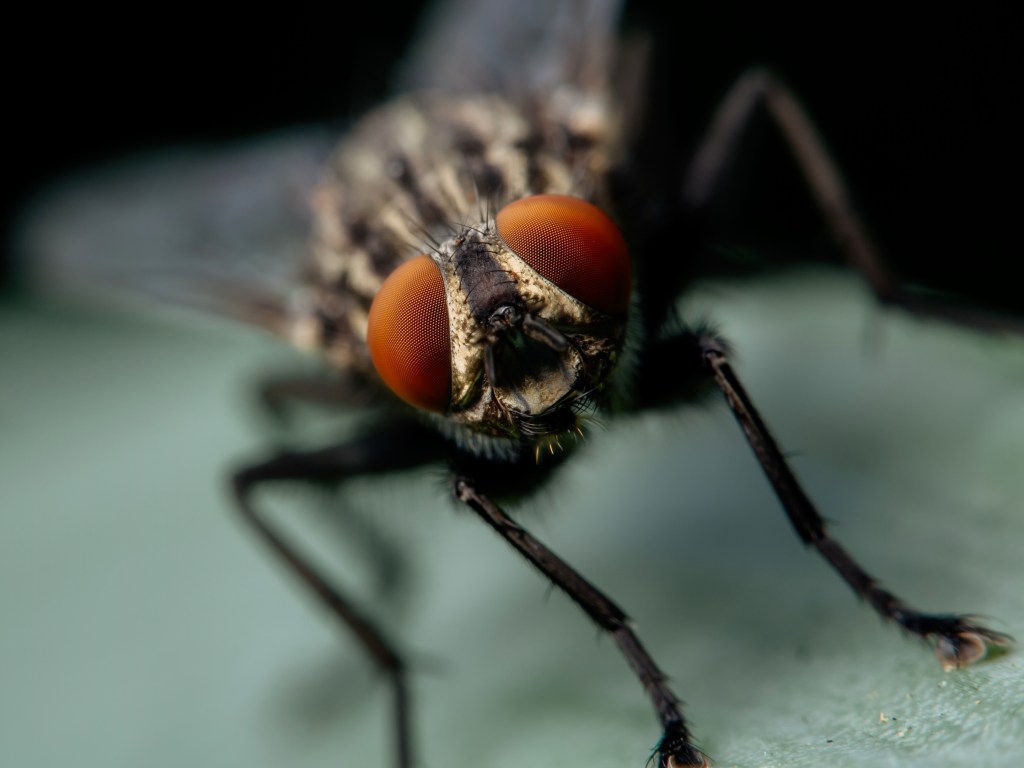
[682, 68, 890, 294]
[453, 474, 709, 768]
[256, 370, 384, 423]
[653, 67, 1024, 335]
[231, 419, 446, 768]
[633, 329, 1012, 668]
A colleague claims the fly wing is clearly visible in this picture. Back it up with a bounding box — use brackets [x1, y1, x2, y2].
[17, 128, 333, 336]
[400, 0, 623, 98]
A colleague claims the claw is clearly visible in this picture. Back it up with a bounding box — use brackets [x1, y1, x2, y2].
[935, 625, 1013, 671]
[656, 734, 711, 768]
[662, 754, 711, 768]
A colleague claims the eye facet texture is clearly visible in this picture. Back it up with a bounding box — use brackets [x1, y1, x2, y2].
[368, 255, 451, 412]
[496, 194, 631, 314]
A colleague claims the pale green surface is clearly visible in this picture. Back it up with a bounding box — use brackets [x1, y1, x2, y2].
[2, 270, 1022, 767]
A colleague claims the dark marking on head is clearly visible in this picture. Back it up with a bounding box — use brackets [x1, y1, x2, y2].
[454, 235, 521, 324]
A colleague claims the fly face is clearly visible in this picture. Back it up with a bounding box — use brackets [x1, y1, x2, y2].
[367, 196, 630, 443]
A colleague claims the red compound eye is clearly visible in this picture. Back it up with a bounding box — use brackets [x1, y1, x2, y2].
[368, 255, 451, 412]
[495, 194, 631, 314]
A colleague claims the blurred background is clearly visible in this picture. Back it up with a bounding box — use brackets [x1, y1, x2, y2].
[3, 3, 1022, 767]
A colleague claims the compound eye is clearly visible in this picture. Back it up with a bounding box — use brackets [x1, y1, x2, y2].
[368, 255, 451, 412]
[495, 194, 631, 314]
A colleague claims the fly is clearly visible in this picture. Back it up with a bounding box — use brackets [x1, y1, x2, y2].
[17, 0, 1018, 766]
[228, 2, 1013, 765]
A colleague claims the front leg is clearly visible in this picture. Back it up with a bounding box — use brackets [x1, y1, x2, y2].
[452, 474, 709, 768]
[634, 328, 1012, 668]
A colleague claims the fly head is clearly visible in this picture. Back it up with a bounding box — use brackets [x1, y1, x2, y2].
[368, 193, 632, 453]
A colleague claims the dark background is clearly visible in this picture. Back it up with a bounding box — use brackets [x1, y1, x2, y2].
[6, 3, 1020, 315]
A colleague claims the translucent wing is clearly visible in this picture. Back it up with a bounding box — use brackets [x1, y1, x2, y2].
[400, 0, 623, 96]
[17, 129, 333, 335]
